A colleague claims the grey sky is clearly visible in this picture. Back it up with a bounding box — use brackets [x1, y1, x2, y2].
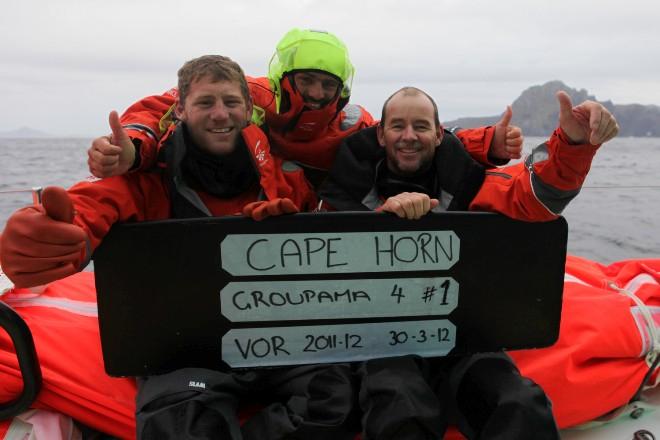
[2, 0, 659, 136]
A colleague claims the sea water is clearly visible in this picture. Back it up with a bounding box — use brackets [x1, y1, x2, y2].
[0, 136, 658, 264]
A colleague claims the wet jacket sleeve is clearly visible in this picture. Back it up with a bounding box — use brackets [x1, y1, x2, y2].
[273, 160, 319, 213]
[469, 127, 600, 221]
[453, 126, 505, 167]
[67, 174, 171, 251]
[120, 88, 178, 171]
[351, 105, 376, 130]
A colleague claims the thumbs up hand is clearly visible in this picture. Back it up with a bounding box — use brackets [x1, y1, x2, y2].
[490, 105, 523, 160]
[556, 91, 619, 145]
[0, 187, 88, 288]
[87, 111, 137, 178]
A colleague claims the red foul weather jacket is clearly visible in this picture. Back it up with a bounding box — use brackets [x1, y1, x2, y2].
[318, 125, 597, 223]
[0, 123, 315, 438]
[70, 123, 316, 252]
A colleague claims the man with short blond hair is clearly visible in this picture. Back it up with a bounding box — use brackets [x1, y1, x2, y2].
[0, 55, 361, 440]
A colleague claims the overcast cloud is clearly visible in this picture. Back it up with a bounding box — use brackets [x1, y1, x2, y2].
[1, 0, 659, 136]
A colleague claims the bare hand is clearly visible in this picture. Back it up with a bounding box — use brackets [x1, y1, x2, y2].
[379, 192, 439, 219]
[491, 105, 523, 160]
[557, 91, 619, 145]
[87, 111, 136, 178]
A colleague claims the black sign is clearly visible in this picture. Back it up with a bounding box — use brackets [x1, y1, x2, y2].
[93, 211, 567, 376]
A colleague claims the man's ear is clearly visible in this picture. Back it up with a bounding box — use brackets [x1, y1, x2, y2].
[435, 124, 444, 147]
[245, 98, 254, 124]
[174, 99, 185, 121]
[376, 124, 386, 148]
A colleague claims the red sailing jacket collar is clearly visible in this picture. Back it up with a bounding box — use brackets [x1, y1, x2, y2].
[159, 123, 271, 172]
[160, 123, 286, 216]
[240, 124, 285, 202]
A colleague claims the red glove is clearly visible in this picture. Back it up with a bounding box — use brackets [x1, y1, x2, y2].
[0, 187, 88, 288]
[242, 198, 299, 221]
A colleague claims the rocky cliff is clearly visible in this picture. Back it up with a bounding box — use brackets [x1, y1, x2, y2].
[443, 80, 660, 137]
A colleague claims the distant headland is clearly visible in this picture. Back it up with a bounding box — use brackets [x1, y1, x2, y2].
[443, 80, 660, 137]
[0, 127, 52, 138]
